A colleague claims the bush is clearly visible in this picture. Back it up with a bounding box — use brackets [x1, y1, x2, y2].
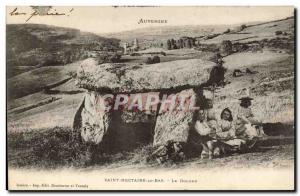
[224, 29, 230, 34]
[130, 53, 141, 56]
[275, 31, 283, 35]
[240, 24, 247, 31]
[145, 56, 160, 64]
[152, 56, 160, 64]
[167, 40, 172, 50]
[97, 52, 121, 64]
[220, 40, 233, 56]
[186, 39, 192, 48]
[160, 51, 166, 56]
[108, 53, 121, 63]
[67, 71, 77, 78]
[7, 127, 155, 168]
[233, 43, 249, 53]
[145, 57, 153, 64]
[7, 127, 91, 168]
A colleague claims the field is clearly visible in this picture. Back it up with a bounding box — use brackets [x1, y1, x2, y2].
[7, 16, 294, 171]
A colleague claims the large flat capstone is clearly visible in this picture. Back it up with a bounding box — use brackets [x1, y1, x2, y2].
[76, 58, 215, 93]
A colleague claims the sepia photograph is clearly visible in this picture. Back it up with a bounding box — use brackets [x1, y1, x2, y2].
[6, 6, 295, 191]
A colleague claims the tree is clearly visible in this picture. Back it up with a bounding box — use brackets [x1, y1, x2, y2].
[145, 57, 153, 64]
[191, 39, 195, 47]
[171, 39, 176, 49]
[177, 39, 180, 48]
[240, 24, 247, 31]
[179, 39, 184, 48]
[152, 55, 160, 64]
[97, 52, 121, 64]
[109, 53, 121, 63]
[160, 51, 166, 56]
[187, 39, 192, 48]
[220, 40, 233, 56]
[224, 29, 230, 34]
[145, 56, 160, 64]
[167, 39, 172, 50]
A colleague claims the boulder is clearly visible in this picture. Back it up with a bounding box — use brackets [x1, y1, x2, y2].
[73, 91, 113, 144]
[76, 58, 215, 93]
[153, 89, 196, 146]
[73, 91, 157, 150]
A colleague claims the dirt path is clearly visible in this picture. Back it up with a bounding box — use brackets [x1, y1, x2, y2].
[83, 144, 294, 172]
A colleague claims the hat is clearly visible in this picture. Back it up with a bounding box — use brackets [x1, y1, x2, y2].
[238, 88, 253, 100]
[203, 89, 214, 99]
[238, 97, 253, 101]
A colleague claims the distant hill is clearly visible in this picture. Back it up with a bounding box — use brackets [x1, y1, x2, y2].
[6, 24, 120, 77]
[103, 16, 294, 48]
[201, 16, 294, 44]
[103, 25, 232, 48]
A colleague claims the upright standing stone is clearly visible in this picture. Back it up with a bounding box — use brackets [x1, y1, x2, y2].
[153, 89, 197, 146]
[73, 91, 113, 144]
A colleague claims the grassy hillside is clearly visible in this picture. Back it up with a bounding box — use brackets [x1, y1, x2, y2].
[6, 24, 120, 77]
[7, 59, 85, 100]
[105, 16, 294, 51]
[7, 16, 295, 170]
[201, 17, 294, 44]
[7, 16, 294, 130]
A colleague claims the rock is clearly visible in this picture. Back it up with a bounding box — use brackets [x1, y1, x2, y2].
[76, 58, 215, 93]
[73, 91, 113, 144]
[153, 89, 197, 146]
[73, 91, 156, 150]
[151, 140, 186, 164]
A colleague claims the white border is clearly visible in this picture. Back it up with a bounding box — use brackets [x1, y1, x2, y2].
[1, 0, 299, 195]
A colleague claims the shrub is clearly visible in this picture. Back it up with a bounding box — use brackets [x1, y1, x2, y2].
[67, 71, 77, 78]
[130, 53, 141, 56]
[8, 127, 154, 168]
[240, 24, 247, 31]
[186, 39, 192, 48]
[224, 29, 230, 34]
[275, 31, 283, 35]
[152, 55, 160, 64]
[167, 40, 172, 50]
[7, 127, 91, 168]
[232, 43, 249, 53]
[108, 53, 121, 63]
[145, 57, 153, 64]
[96, 52, 121, 64]
[179, 39, 184, 48]
[220, 40, 233, 56]
[145, 56, 160, 64]
[160, 51, 166, 56]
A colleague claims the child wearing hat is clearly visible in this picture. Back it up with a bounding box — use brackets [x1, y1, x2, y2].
[235, 96, 266, 148]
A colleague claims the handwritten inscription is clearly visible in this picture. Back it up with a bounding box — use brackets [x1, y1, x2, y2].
[9, 7, 74, 22]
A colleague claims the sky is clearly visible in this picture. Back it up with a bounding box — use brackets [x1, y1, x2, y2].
[6, 6, 294, 34]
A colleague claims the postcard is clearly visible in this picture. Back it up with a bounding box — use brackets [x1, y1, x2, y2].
[6, 6, 295, 191]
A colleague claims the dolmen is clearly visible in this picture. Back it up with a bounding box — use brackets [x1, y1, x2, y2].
[73, 58, 216, 152]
